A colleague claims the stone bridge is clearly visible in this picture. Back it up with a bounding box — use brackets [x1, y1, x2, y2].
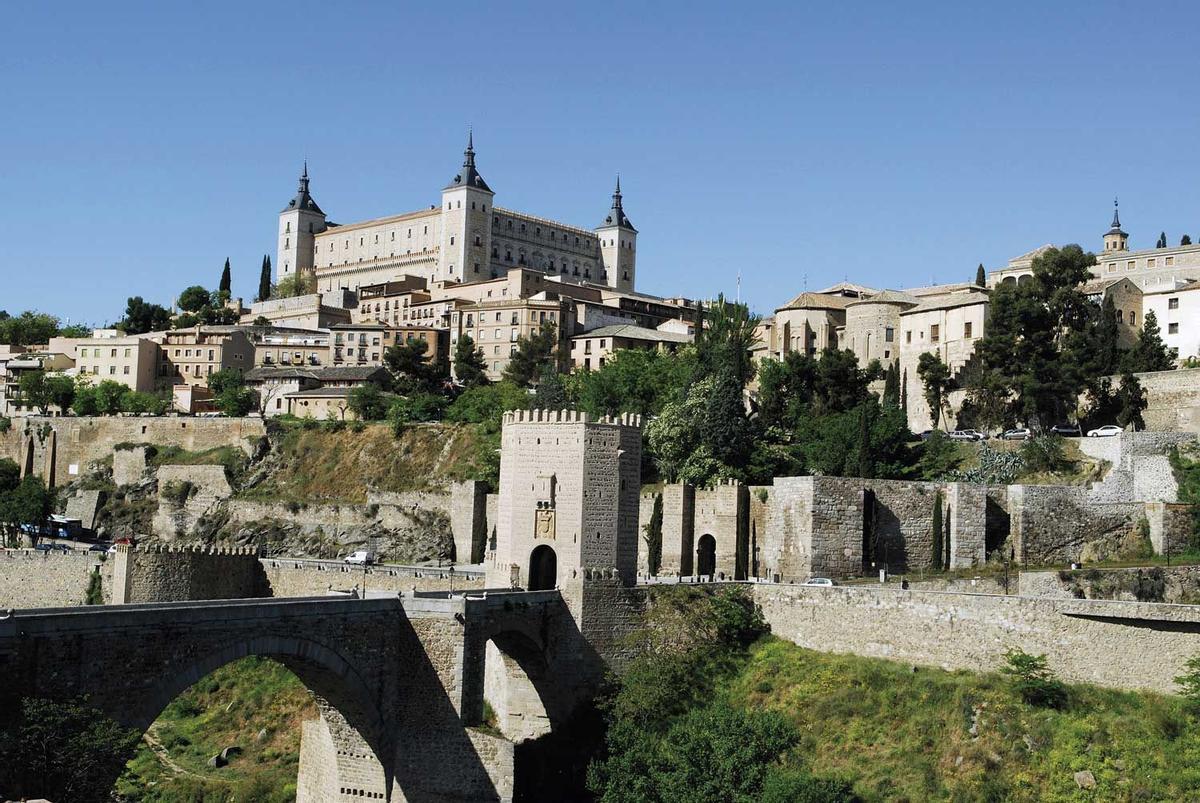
[0, 589, 595, 802]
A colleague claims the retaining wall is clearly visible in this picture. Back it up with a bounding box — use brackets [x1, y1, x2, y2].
[0, 550, 111, 607]
[753, 583, 1200, 694]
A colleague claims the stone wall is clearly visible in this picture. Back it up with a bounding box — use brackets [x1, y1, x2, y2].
[753, 583, 1200, 694]
[450, 480, 488, 564]
[112, 445, 149, 486]
[0, 550, 111, 608]
[152, 464, 234, 539]
[1020, 565, 1200, 604]
[1079, 431, 1194, 503]
[111, 544, 268, 604]
[692, 481, 748, 579]
[0, 416, 266, 488]
[1114, 368, 1200, 433]
[1145, 502, 1196, 556]
[1008, 485, 1143, 564]
[261, 559, 484, 597]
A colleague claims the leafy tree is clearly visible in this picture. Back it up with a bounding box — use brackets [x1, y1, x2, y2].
[1116, 372, 1147, 431]
[58, 323, 91, 338]
[1183, 235, 1193, 246]
[18, 371, 75, 414]
[207, 368, 256, 417]
[218, 257, 232, 297]
[0, 311, 62, 346]
[643, 493, 663, 576]
[72, 379, 129, 416]
[1124, 310, 1178, 373]
[85, 568, 103, 605]
[388, 392, 447, 428]
[503, 321, 559, 387]
[453, 334, 489, 387]
[385, 336, 440, 394]
[252, 315, 272, 327]
[532, 363, 568, 408]
[695, 295, 760, 388]
[916, 430, 961, 480]
[348, 384, 391, 421]
[0, 458, 19, 493]
[700, 368, 753, 470]
[177, 285, 211, 313]
[272, 271, 315, 299]
[0, 696, 141, 802]
[881, 360, 900, 408]
[572, 348, 696, 419]
[1175, 653, 1200, 707]
[1001, 648, 1067, 708]
[0, 475, 53, 546]
[975, 263, 986, 287]
[444, 381, 530, 426]
[917, 352, 951, 429]
[118, 297, 172, 335]
[931, 492, 944, 571]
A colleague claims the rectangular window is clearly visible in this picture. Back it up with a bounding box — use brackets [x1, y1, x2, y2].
[123, 366, 130, 375]
[964, 322, 973, 338]
[930, 324, 940, 343]
[1169, 298, 1180, 309]
[1127, 260, 1136, 270]
[884, 327, 894, 343]
[1107, 262, 1117, 273]
[1147, 258, 1157, 268]
[1169, 322, 1179, 334]
[1165, 256, 1175, 267]
[905, 331, 912, 344]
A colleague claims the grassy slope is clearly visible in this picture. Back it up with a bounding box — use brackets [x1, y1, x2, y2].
[240, 422, 483, 504]
[116, 657, 314, 803]
[729, 638, 1200, 803]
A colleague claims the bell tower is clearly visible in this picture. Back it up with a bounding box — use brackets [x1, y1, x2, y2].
[277, 163, 327, 282]
[1103, 197, 1129, 253]
[439, 131, 495, 284]
[595, 176, 637, 291]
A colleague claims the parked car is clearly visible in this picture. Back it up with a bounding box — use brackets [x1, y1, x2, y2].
[344, 550, 376, 566]
[802, 577, 836, 587]
[917, 430, 935, 441]
[1001, 428, 1032, 440]
[1050, 423, 1082, 437]
[35, 542, 72, 553]
[88, 543, 111, 553]
[1087, 425, 1122, 438]
[949, 430, 983, 441]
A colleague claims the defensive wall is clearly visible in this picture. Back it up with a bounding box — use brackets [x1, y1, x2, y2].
[0, 549, 112, 607]
[1107, 367, 1200, 433]
[751, 582, 1200, 694]
[0, 415, 266, 488]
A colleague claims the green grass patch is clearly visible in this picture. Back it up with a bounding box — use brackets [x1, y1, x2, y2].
[727, 638, 1200, 802]
[115, 656, 315, 802]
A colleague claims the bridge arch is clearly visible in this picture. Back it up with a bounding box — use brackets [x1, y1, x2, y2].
[134, 634, 393, 800]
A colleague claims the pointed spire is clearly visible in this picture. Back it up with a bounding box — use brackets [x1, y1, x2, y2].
[1107, 196, 1126, 235]
[599, 174, 635, 230]
[445, 128, 491, 192]
[282, 161, 323, 215]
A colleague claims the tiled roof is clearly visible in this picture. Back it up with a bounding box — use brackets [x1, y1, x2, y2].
[848, 290, 919, 307]
[901, 292, 990, 314]
[777, 292, 854, 312]
[572, 324, 692, 344]
[312, 366, 389, 382]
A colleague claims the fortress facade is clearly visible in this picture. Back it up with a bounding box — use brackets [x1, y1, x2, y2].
[277, 134, 638, 295]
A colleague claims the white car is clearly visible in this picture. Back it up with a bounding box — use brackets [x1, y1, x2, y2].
[1087, 425, 1122, 438]
[1001, 428, 1032, 441]
[802, 577, 836, 587]
[344, 550, 376, 566]
[949, 430, 982, 442]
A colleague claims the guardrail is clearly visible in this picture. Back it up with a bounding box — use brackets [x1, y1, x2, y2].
[260, 556, 485, 580]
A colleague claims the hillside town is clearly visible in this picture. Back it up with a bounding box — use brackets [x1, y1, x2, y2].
[2, 140, 1198, 438]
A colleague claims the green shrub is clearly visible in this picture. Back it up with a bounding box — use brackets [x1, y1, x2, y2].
[1000, 648, 1067, 709]
[1019, 435, 1067, 474]
[84, 568, 103, 605]
[761, 767, 857, 803]
[1174, 653, 1200, 707]
[0, 416, 12, 433]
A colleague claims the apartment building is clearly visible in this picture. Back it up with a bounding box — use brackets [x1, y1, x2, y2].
[65, 332, 162, 392]
[569, 323, 692, 371]
[156, 327, 254, 387]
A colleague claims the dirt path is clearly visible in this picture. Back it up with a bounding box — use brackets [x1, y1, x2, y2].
[142, 724, 210, 781]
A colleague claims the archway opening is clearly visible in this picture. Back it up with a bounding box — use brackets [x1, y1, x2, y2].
[528, 544, 557, 591]
[697, 534, 716, 577]
[117, 640, 391, 801]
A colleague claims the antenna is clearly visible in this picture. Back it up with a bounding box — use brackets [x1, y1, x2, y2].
[736, 271, 742, 304]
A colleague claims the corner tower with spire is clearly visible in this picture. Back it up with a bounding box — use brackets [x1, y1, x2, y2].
[277, 162, 328, 282]
[439, 130, 496, 283]
[1103, 197, 1129, 253]
[595, 176, 638, 291]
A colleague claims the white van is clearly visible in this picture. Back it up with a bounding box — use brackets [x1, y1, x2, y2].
[344, 550, 376, 566]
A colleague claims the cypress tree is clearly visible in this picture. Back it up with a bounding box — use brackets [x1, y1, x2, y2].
[643, 493, 663, 576]
[1125, 310, 1178, 373]
[882, 361, 900, 408]
[219, 257, 232, 296]
[1183, 235, 1193, 246]
[257, 256, 273, 303]
[944, 502, 952, 569]
[975, 263, 986, 287]
[856, 403, 874, 479]
[84, 567, 102, 605]
[1158, 232, 1168, 248]
[931, 491, 944, 572]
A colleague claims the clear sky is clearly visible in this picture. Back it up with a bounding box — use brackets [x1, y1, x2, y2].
[3, 1, 1199, 326]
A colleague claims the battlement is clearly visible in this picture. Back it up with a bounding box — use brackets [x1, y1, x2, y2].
[118, 543, 262, 557]
[501, 408, 643, 428]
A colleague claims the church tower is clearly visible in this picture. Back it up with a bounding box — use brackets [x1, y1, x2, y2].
[1103, 198, 1129, 253]
[595, 176, 637, 291]
[438, 131, 495, 284]
[277, 163, 327, 283]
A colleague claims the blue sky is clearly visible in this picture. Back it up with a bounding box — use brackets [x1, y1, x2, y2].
[3, 1, 1199, 325]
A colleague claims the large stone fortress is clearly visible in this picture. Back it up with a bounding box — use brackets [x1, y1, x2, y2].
[278, 134, 638, 294]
